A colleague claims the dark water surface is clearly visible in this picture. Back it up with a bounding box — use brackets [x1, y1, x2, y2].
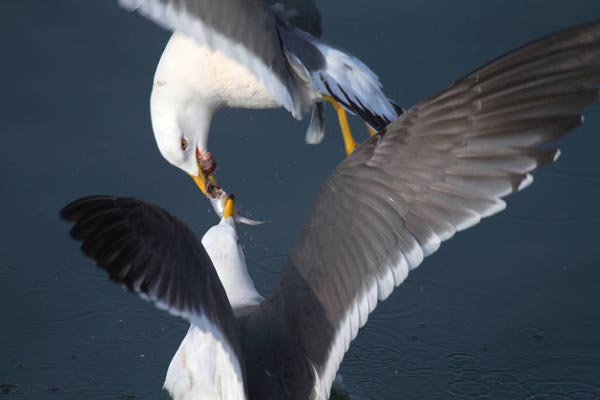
[2, 1, 600, 399]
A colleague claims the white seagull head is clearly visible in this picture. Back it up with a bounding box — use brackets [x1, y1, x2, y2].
[150, 81, 213, 179]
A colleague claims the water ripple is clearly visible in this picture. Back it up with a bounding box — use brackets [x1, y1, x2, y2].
[347, 342, 405, 373]
[0, 283, 156, 327]
[443, 353, 481, 368]
[0, 265, 18, 279]
[355, 377, 385, 392]
[499, 215, 600, 226]
[251, 254, 288, 294]
[544, 168, 600, 182]
[524, 380, 600, 399]
[68, 309, 186, 351]
[253, 254, 287, 278]
[455, 368, 486, 381]
[445, 379, 492, 398]
[370, 277, 447, 329]
[0, 383, 19, 395]
[519, 325, 547, 343]
[522, 354, 600, 375]
[482, 370, 520, 387]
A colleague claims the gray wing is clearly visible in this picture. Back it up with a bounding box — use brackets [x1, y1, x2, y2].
[60, 195, 246, 390]
[118, 0, 312, 118]
[264, 20, 600, 399]
[266, 0, 322, 37]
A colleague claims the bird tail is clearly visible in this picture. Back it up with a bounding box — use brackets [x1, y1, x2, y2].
[306, 38, 398, 132]
[281, 28, 399, 143]
[305, 102, 325, 144]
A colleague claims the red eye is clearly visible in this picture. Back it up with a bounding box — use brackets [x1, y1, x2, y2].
[180, 138, 189, 150]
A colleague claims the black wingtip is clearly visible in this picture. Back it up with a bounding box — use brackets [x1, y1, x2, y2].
[59, 197, 85, 221]
[391, 101, 405, 116]
[60, 195, 117, 222]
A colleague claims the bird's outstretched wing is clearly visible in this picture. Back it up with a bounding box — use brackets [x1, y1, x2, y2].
[118, 0, 312, 118]
[60, 196, 246, 396]
[266, 0, 322, 37]
[264, 20, 600, 399]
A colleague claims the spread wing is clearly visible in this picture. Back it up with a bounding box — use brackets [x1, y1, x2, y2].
[118, 0, 312, 118]
[266, 0, 322, 37]
[264, 20, 600, 399]
[60, 196, 246, 397]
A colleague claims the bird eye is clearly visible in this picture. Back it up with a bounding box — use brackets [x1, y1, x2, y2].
[180, 138, 189, 151]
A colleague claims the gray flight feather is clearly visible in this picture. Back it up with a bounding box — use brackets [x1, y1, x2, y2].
[266, 0, 322, 37]
[250, 20, 600, 400]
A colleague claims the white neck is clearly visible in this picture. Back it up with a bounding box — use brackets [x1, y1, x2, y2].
[218, 256, 263, 311]
[201, 219, 263, 310]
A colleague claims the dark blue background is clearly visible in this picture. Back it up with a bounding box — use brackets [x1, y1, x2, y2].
[1, 1, 599, 398]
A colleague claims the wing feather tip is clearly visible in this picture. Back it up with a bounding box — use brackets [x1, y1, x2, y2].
[421, 238, 442, 257]
[518, 174, 534, 191]
[482, 199, 507, 219]
[117, 0, 141, 11]
[553, 149, 562, 162]
[455, 214, 482, 232]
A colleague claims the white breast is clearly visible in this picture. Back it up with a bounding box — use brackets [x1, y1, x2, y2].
[155, 33, 281, 109]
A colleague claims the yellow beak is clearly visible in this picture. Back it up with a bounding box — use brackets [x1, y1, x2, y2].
[223, 195, 236, 219]
[190, 169, 208, 195]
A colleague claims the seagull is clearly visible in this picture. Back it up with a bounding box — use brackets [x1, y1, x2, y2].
[62, 20, 600, 400]
[117, 0, 400, 200]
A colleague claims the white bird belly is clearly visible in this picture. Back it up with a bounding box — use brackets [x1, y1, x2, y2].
[164, 322, 246, 400]
[155, 33, 280, 109]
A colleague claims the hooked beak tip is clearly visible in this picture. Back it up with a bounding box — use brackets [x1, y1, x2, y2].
[190, 173, 208, 195]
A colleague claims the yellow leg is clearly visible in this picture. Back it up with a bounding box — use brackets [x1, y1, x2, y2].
[322, 95, 357, 155]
